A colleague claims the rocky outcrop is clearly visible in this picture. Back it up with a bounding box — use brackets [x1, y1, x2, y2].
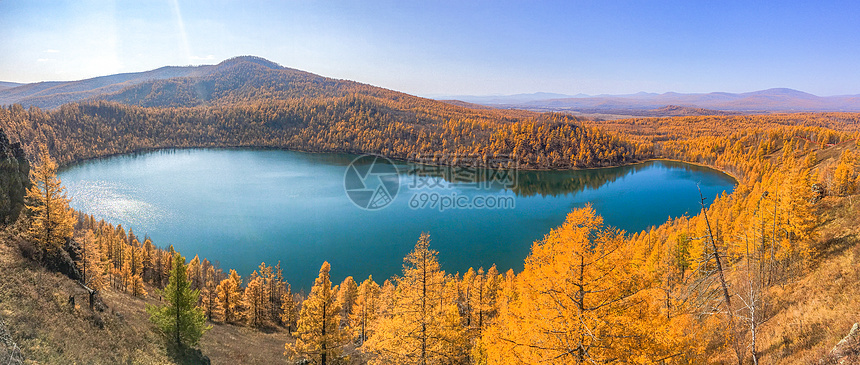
[0, 129, 29, 224]
[0, 317, 24, 365]
[821, 323, 860, 364]
[42, 238, 83, 282]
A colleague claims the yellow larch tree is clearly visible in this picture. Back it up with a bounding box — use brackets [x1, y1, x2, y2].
[254, 262, 273, 323]
[481, 205, 681, 364]
[364, 233, 467, 365]
[350, 275, 380, 345]
[286, 261, 346, 365]
[186, 255, 202, 292]
[833, 150, 856, 196]
[127, 237, 147, 297]
[76, 229, 106, 290]
[200, 264, 218, 321]
[280, 283, 297, 332]
[244, 271, 266, 328]
[25, 147, 74, 262]
[336, 276, 358, 328]
[460, 268, 476, 331]
[216, 269, 243, 323]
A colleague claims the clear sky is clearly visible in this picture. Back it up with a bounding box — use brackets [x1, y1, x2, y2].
[1, 0, 858, 96]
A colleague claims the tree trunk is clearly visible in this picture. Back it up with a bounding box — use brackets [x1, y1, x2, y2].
[698, 186, 743, 365]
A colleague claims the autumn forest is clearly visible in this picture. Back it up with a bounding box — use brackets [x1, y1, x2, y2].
[1, 57, 859, 365]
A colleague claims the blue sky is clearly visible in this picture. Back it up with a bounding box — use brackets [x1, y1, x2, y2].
[1, 0, 858, 96]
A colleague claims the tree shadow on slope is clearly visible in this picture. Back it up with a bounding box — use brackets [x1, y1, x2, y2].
[167, 345, 211, 365]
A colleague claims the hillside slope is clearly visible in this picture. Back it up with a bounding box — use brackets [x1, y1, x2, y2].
[0, 225, 292, 364]
[0, 66, 215, 109]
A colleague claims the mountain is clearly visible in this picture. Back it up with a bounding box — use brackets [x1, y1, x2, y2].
[6, 59, 859, 113]
[647, 104, 740, 117]
[0, 66, 223, 109]
[0, 82, 23, 91]
[446, 88, 860, 114]
[434, 92, 581, 105]
[97, 56, 381, 108]
[0, 56, 438, 110]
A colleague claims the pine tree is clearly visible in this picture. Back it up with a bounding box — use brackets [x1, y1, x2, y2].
[25, 147, 74, 261]
[146, 253, 211, 348]
[286, 261, 345, 365]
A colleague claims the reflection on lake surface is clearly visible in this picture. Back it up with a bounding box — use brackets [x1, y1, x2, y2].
[59, 149, 736, 288]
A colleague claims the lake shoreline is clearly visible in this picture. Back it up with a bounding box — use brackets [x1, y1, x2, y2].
[57, 145, 740, 184]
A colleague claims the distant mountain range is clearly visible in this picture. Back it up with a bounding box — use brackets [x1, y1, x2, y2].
[2, 57, 859, 115]
[438, 89, 860, 114]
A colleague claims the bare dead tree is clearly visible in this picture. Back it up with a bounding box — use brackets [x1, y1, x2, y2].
[697, 184, 744, 365]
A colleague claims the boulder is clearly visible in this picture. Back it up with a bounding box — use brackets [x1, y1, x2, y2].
[821, 323, 860, 364]
[0, 129, 28, 224]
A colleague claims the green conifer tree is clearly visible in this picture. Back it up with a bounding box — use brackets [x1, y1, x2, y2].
[147, 253, 211, 348]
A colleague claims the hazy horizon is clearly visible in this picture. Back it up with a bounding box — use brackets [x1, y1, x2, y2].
[2, 1, 859, 96]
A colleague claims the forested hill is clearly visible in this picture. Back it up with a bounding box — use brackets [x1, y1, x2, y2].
[1, 56, 479, 110]
[0, 65, 206, 110]
[97, 56, 399, 108]
[0, 58, 646, 169]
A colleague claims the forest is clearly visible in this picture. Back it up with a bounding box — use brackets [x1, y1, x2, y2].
[2, 100, 860, 364]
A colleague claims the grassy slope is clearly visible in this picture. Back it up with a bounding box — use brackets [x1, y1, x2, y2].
[718, 142, 860, 363]
[759, 195, 860, 363]
[0, 224, 290, 364]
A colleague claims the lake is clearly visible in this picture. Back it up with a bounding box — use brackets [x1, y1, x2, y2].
[59, 149, 736, 288]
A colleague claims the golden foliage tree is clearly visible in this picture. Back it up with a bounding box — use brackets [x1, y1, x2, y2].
[201, 265, 219, 321]
[126, 238, 147, 297]
[25, 147, 74, 260]
[481, 205, 679, 364]
[287, 261, 346, 365]
[365, 233, 466, 365]
[833, 150, 857, 196]
[336, 276, 358, 327]
[75, 229, 106, 290]
[280, 284, 298, 332]
[216, 269, 243, 323]
[350, 275, 380, 345]
[244, 271, 266, 328]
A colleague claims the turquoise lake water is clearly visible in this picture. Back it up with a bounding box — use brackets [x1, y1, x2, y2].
[59, 149, 736, 288]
